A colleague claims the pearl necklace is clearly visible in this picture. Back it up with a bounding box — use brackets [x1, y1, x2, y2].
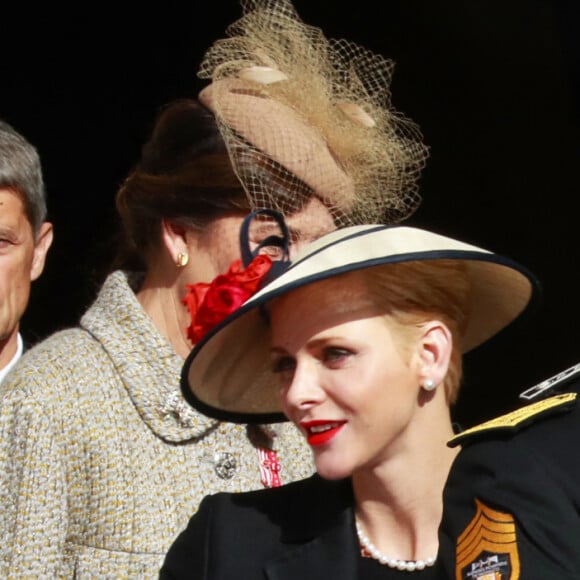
[355, 520, 437, 572]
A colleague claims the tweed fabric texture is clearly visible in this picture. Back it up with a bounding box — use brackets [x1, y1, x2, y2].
[0, 270, 314, 579]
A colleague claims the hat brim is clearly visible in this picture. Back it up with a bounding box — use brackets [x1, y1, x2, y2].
[181, 225, 540, 424]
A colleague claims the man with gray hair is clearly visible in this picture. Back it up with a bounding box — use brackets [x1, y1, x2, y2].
[0, 120, 53, 382]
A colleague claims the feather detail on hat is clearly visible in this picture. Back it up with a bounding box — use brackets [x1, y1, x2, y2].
[336, 102, 376, 128]
[238, 66, 289, 84]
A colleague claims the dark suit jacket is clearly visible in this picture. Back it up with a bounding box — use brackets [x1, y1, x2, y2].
[439, 378, 580, 579]
[159, 474, 360, 579]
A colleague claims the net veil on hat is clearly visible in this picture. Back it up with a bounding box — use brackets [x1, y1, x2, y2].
[181, 224, 540, 424]
[197, 0, 429, 227]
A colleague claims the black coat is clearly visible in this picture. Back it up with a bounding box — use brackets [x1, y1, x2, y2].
[160, 473, 449, 579]
[439, 373, 580, 579]
[160, 474, 361, 579]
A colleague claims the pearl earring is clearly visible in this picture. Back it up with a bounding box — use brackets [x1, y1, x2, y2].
[176, 252, 189, 268]
[422, 379, 436, 392]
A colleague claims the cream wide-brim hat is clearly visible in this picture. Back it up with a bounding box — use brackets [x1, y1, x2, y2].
[181, 224, 540, 424]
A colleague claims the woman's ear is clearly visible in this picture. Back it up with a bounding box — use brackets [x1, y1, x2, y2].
[161, 219, 189, 266]
[416, 320, 453, 390]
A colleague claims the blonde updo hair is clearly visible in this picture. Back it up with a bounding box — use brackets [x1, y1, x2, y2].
[348, 260, 470, 405]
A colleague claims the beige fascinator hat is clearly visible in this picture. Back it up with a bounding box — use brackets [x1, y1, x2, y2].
[181, 224, 540, 424]
[197, 0, 429, 226]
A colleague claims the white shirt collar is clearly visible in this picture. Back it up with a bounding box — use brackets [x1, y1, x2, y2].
[0, 333, 23, 384]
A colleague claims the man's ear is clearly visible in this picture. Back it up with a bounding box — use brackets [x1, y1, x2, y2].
[416, 320, 453, 388]
[161, 219, 189, 265]
[31, 222, 54, 281]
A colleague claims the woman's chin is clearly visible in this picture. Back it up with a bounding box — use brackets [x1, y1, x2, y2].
[314, 459, 352, 481]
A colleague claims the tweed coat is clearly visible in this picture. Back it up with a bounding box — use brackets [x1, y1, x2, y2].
[0, 270, 314, 579]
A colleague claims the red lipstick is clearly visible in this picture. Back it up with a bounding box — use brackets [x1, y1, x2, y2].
[301, 420, 345, 446]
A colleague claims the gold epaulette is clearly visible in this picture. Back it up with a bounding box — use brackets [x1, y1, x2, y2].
[448, 392, 577, 448]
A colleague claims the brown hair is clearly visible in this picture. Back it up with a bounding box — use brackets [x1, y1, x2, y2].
[113, 99, 250, 271]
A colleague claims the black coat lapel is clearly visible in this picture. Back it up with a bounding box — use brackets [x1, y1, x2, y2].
[264, 479, 359, 580]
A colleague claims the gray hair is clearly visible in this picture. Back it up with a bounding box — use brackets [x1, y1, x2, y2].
[0, 120, 47, 237]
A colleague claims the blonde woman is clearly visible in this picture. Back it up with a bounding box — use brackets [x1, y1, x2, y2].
[162, 223, 538, 578]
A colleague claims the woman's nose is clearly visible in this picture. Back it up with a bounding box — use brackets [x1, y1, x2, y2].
[283, 363, 324, 409]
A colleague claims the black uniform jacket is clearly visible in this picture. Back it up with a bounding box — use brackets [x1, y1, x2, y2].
[438, 374, 580, 580]
[160, 474, 361, 579]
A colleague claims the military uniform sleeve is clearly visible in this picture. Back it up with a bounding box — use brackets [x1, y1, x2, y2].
[439, 393, 580, 579]
[0, 382, 69, 578]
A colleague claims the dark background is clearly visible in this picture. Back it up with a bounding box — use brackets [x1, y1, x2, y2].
[3, 0, 579, 427]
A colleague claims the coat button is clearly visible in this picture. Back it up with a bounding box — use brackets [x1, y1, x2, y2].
[214, 452, 237, 479]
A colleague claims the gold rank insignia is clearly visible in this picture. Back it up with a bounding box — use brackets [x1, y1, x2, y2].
[456, 499, 520, 580]
[448, 392, 577, 448]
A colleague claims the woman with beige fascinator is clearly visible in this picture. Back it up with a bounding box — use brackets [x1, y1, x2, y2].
[162, 221, 539, 579]
[0, 0, 428, 577]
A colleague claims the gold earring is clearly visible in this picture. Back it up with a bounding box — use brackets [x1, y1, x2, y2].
[176, 252, 189, 268]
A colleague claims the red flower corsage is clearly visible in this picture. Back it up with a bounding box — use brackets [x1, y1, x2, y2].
[183, 254, 273, 344]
